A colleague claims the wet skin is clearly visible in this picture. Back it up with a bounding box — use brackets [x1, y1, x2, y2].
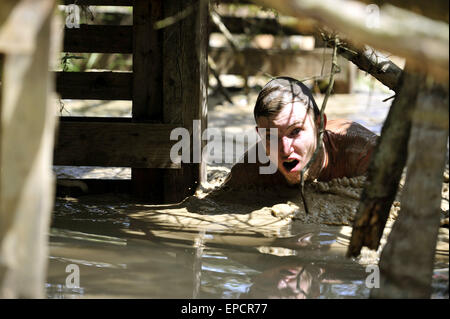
[222, 103, 378, 189]
[256, 101, 323, 185]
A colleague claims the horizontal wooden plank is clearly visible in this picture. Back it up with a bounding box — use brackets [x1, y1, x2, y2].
[214, 0, 253, 5]
[54, 121, 182, 168]
[56, 179, 132, 196]
[64, 25, 132, 53]
[59, 116, 132, 123]
[62, 0, 132, 6]
[56, 71, 132, 100]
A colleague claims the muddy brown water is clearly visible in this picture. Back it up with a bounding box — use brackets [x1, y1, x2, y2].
[47, 192, 449, 299]
[48, 91, 449, 298]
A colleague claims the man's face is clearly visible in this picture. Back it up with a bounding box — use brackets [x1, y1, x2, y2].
[256, 102, 319, 185]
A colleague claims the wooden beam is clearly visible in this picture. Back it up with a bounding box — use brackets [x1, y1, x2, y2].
[132, 0, 162, 119]
[162, 0, 209, 202]
[357, 0, 449, 23]
[63, 25, 132, 53]
[372, 80, 449, 298]
[0, 0, 59, 298]
[58, 116, 132, 122]
[0, 0, 55, 55]
[55, 71, 132, 100]
[251, 0, 449, 82]
[56, 179, 132, 196]
[54, 121, 181, 168]
[347, 69, 421, 258]
[62, 0, 132, 6]
[220, 0, 450, 23]
[131, 0, 165, 202]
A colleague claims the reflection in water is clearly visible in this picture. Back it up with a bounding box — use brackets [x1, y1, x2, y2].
[247, 263, 326, 299]
[46, 196, 449, 299]
[193, 229, 206, 299]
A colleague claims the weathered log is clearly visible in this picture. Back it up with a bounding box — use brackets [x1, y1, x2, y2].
[356, 0, 448, 23]
[0, 0, 55, 55]
[371, 80, 449, 298]
[0, 0, 60, 298]
[347, 68, 422, 258]
[250, 0, 449, 82]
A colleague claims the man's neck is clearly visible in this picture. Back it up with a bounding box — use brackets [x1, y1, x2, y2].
[302, 139, 328, 182]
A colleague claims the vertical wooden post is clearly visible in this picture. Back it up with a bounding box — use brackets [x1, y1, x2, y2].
[132, 0, 208, 203]
[0, 0, 60, 298]
[132, 0, 165, 202]
[163, 0, 208, 202]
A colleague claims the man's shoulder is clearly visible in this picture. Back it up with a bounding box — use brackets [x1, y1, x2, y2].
[326, 119, 378, 146]
[326, 119, 376, 137]
[321, 119, 377, 180]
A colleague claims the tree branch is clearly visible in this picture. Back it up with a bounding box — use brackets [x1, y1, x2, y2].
[250, 0, 449, 82]
[299, 35, 340, 214]
[322, 34, 402, 91]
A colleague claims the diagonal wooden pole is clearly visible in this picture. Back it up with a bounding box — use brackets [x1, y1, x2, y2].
[347, 66, 421, 258]
[371, 79, 448, 298]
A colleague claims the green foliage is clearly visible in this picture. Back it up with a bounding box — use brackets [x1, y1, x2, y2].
[59, 52, 132, 72]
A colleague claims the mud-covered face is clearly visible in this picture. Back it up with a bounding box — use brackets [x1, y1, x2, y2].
[256, 102, 319, 185]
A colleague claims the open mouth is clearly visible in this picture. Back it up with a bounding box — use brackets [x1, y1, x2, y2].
[283, 159, 299, 171]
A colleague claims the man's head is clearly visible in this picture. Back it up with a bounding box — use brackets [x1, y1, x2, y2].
[254, 77, 325, 185]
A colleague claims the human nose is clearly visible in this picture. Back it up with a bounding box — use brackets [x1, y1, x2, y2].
[279, 136, 293, 156]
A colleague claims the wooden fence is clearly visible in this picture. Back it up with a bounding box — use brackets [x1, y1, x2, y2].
[55, 0, 208, 203]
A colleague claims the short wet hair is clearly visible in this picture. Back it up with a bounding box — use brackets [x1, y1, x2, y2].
[253, 76, 320, 121]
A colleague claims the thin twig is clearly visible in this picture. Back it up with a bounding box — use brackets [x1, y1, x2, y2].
[299, 71, 340, 83]
[210, 10, 239, 51]
[299, 35, 340, 215]
[382, 94, 396, 102]
[154, 4, 194, 30]
[210, 10, 252, 99]
[208, 55, 234, 104]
